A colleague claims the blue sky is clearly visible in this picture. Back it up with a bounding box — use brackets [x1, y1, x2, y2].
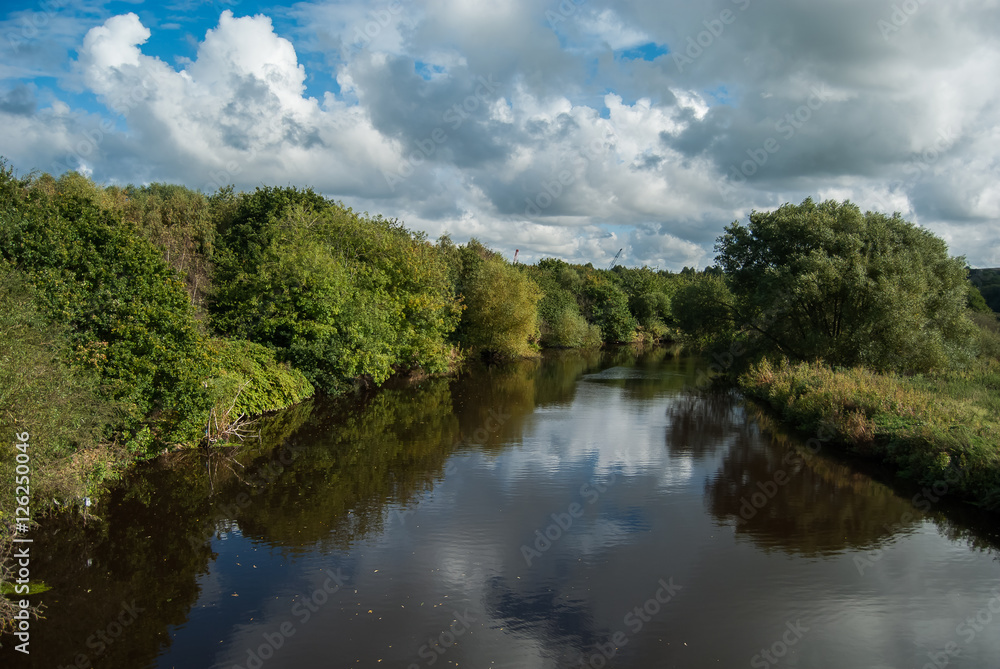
[2, 0, 999, 269]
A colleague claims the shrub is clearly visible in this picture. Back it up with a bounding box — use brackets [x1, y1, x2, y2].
[459, 256, 542, 358]
[0, 264, 121, 512]
[0, 164, 213, 448]
[207, 339, 314, 417]
[582, 275, 637, 343]
[211, 193, 462, 393]
[115, 183, 216, 313]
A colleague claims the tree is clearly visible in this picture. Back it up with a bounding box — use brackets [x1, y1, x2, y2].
[0, 165, 213, 446]
[210, 194, 461, 393]
[582, 275, 637, 343]
[459, 255, 542, 359]
[525, 259, 600, 348]
[968, 268, 1000, 312]
[672, 274, 735, 345]
[0, 264, 117, 507]
[714, 198, 975, 372]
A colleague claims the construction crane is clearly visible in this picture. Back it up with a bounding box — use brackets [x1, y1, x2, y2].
[607, 248, 623, 271]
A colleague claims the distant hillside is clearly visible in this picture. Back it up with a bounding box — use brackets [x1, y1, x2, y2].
[969, 268, 1000, 312]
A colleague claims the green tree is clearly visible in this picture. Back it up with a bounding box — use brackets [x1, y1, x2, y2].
[211, 193, 461, 393]
[459, 255, 542, 359]
[0, 165, 213, 447]
[672, 274, 735, 345]
[714, 198, 975, 372]
[0, 264, 119, 509]
[582, 275, 637, 343]
[526, 259, 601, 348]
[967, 283, 992, 313]
[114, 183, 217, 313]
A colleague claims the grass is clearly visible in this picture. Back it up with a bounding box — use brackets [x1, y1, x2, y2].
[738, 330, 1000, 511]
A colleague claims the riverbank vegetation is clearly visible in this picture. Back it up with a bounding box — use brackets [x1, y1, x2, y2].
[0, 159, 684, 532]
[2, 158, 998, 561]
[673, 198, 1000, 511]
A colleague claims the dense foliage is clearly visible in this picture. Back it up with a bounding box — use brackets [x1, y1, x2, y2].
[210, 189, 462, 392]
[969, 267, 1000, 313]
[0, 265, 120, 508]
[0, 166, 214, 447]
[741, 350, 1000, 511]
[712, 198, 976, 373]
[696, 197, 1000, 510]
[6, 156, 999, 528]
[2, 160, 684, 472]
[205, 338, 315, 437]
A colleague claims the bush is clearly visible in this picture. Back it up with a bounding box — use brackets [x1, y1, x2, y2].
[0, 264, 121, 512]
[548, 306, 602, 348]
[211, 192, 462, 393]
[459, 256, 542, 358]
[631, 291, 671, 328]
[115, 183, 216, 313]
[208, 339, 314, 417]
[582, 275, 637, 343]
[739, 359, 1000, 511]
[969, 311, 1000, 360]
[0, 165, 213, 448]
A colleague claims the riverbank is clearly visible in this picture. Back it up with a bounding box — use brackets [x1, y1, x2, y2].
[738, 356, 1000, 512]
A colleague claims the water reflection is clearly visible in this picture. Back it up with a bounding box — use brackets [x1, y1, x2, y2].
[665, 389, 747, 460]
[3, 349, 998, 669]
[665, 388, 923, 554]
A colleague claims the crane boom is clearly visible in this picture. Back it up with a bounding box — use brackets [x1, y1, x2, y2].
[607, 248, 623, 270]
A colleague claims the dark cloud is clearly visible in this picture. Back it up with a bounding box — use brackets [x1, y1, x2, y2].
[0, 84, 36, 115]
[348, 53, 510, 169]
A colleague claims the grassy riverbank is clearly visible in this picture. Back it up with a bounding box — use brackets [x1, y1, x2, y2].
[658, 199, 1000, 512]
[738, 317, 1000, 511]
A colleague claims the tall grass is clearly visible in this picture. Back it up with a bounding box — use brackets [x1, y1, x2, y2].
[739, 316, 1000, 510]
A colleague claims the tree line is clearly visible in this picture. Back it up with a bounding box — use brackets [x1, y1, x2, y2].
[1, 161, 996, 519]
[0, 161, 705, 517]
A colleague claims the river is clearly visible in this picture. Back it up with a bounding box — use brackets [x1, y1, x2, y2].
[4, 348, 999, 668]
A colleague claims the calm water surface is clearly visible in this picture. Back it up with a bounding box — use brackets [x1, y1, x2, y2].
[6, 348, 1000, 668]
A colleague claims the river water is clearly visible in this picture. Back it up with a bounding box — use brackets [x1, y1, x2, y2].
[5, 348, 999, 668]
